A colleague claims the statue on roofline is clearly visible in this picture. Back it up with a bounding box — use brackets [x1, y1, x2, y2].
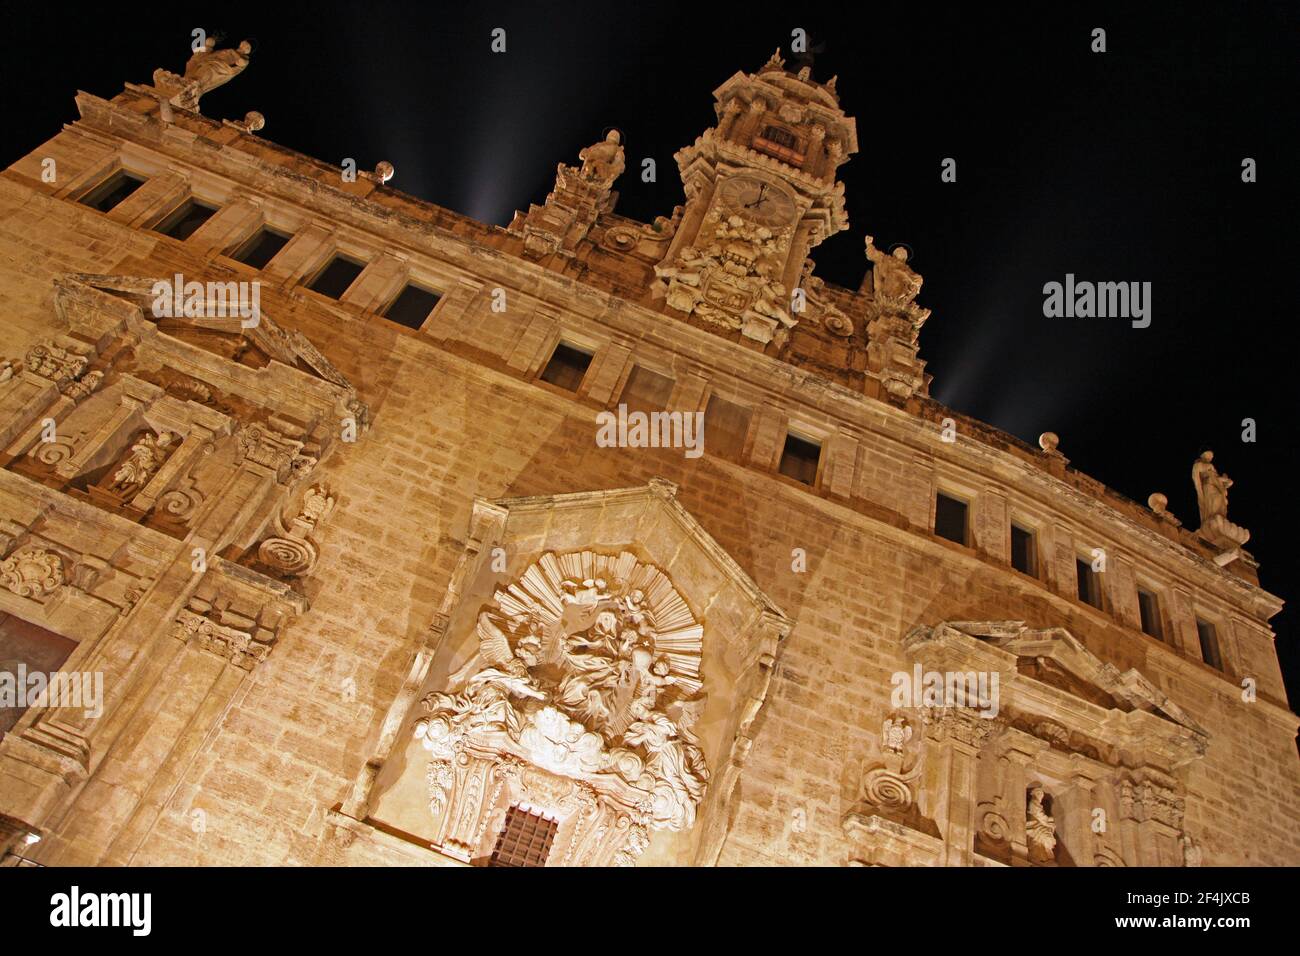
[183, 37, 253, 97]
[578, 130, 626, 189]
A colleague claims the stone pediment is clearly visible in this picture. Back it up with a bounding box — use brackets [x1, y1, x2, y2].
[53, 273, 360, 398]
[903, 620, 1208, 767]
[334, 479, 791, 866]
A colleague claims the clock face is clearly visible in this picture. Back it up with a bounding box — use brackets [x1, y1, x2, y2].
[716, 175, 797, 226]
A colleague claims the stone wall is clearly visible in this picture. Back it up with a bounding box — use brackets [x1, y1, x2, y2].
[0, 87, 1296, 868]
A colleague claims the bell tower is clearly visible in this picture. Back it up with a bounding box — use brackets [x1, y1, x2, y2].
[654, 51, 858, 345]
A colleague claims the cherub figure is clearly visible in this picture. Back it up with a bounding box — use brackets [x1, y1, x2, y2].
[882, 716, 912, 754]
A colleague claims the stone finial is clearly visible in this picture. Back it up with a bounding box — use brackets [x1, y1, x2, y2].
[374, 161, 395, 184]
[1148, 492, 1181, 526]
[1038, 432, 1060, 454]
[242, 111, 265, 132]
[762, 49, 786, 72]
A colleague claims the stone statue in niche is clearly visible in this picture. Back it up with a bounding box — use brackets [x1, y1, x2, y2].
[414, 550, 710, 835]
[109, 432, 176, 495]
[1182, 833, 1203, 867]
[183, 38, 253, 98]
[578, 130, 625, 189]
[1025, 785, 1057, 862]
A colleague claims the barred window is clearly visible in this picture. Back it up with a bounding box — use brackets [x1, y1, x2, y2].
[489, 805, 558, 867]
[761, 125, 798, 149]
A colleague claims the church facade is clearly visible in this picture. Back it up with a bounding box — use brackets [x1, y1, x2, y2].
[0, 43, 1295, 867]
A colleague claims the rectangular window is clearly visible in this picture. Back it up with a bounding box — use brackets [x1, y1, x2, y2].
[489, 805, 558, 867]
[1196, 618, 1223, 670]
[381, 282, 442, 330]
[1076, 557, 1103, 609]
[539, 342, 593, 392]
[1, 614, 77, 739]
[934, 492, 969, 545]
[1137, 588, 1163, 640]
[779, 432, 821, 485]
[154, 199, 218, 241]
[703, 393, 750, 461]
[308, 254, 366, 300]
[619, 365, 675, 414]
[230, 227, 291, 269]
[1010, 523, 1037, 576]
[78, 170, 144, 212]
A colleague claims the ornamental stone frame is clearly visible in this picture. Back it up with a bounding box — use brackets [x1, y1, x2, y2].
[328, 479, 791, 866]
[0, 272, 365, 863]
[843, 621, 1209, 867]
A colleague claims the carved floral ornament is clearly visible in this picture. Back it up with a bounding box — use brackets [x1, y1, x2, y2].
[1, 546, 65, 599]
[415, 550, 709, 854]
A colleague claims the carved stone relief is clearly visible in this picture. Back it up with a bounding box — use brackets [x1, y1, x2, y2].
[414, 550, 709, 855]
[653, 211, 796, 344]
[256, 484, 335, 577]
[0, 546, 65, 599]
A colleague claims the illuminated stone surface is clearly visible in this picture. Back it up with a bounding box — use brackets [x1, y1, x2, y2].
[0, 46, 1294, 867]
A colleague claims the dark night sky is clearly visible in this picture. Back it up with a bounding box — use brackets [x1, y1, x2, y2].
[2, 1, 1297, 707]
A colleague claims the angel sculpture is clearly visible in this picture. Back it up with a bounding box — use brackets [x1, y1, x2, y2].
[624, 700, 710, 830]
[882, 716, 912, 754]
[475, 610, 530, 677]
[299, 485, 335, 525]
